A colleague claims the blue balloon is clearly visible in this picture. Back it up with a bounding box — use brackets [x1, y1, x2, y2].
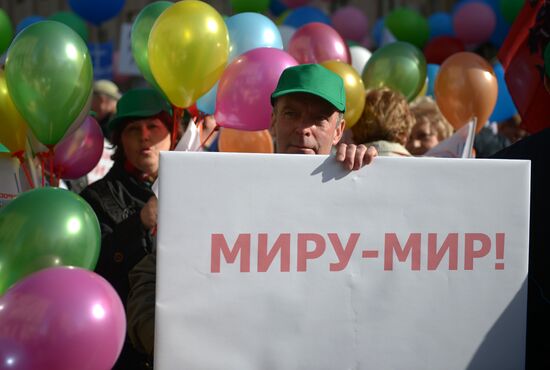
[490, 63, 517, 122]
[426, 64, 440, 97]
[68, 0, 125, 25]
[490, 12, 510, 47]
[428, 12, 454, 39]
[197, 83, 218, 115]
[225, 12, 283, 62]
[16, 16, 45, 34]
[283, 6, 331, 29]
[269, 0, 287, 17]
[372, 18, 385, 47]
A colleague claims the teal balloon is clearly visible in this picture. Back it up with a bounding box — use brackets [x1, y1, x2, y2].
[48, 11, 89, 42]
[385, 8, 429, 49]
[5, 21, 93, 146]
[0, 143, 8, 153]
[0, 187, 101, 295]
[0, 8, 13, 55]
[362, 41, 427, 102]
[131, 1, 172, 90]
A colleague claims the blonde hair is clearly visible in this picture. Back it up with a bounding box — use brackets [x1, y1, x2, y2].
[351, 88, 415, 145]
[410, 96, 453, 141]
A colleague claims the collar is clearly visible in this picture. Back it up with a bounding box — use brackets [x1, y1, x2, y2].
[124, 160, 156, 184]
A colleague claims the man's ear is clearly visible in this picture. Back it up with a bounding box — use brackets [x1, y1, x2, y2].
[332, 117, 345, 145]
[269, 110, 277, 140]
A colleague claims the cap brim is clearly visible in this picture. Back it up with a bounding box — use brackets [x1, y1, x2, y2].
[271, 88, 346, 112]
[108, 108, 168, 132]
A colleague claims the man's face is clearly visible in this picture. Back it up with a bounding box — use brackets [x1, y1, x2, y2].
[271, 93, 345, 155]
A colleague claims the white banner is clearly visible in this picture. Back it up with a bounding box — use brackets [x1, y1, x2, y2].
[0, 157, 22, 208]
[156, 152, 530, 370]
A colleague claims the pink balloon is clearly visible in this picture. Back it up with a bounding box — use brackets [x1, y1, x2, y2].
[282, 0, 311, 8]
[0, 267, 126, 370]
[288, 22, 351, 64]
[215, 47, 298, 131]
[453, 2, 496, 45]
[51, 116, 104, 179]
[331, 6, 368, 42]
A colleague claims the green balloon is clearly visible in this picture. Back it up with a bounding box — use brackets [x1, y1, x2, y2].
[545, 43, 550, 78]
[131, 1, 172, 91]
[4, 21, 93, 146]
[230, 0, 269, 14]
[385, 8, 429, 49]
[362, 41, 427, 102]
[0, 187, 100, 295]
[0, 8, 13, 55]
[499, 0, 523, 25]
[49, 11, 89, 42]
[0, 143, 8, 153]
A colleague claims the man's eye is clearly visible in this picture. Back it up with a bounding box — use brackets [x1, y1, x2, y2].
[284, 111, 297, 118]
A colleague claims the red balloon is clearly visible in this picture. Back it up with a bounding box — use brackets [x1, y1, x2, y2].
[424, 36, 465, 65]
[288, 22, 350, 64]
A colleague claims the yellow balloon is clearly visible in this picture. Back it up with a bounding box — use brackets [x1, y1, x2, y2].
[0, 69, 27, 154]
[417, 77, 428, 98]
[148, 0, 229, 108]
[321, 60, 366, 128]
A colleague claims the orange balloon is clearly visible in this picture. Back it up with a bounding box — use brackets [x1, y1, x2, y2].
[218, 128, 273, 153]
[434, 52, 497, 132]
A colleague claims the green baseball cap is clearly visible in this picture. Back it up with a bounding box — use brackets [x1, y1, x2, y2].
[108, 88, 173, 132]
[271, 64, 346, 112]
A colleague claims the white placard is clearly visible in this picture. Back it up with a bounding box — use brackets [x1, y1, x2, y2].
[0, 157, 22, 208]
[425, 120, 476, 158]
[156, 152, 530, 370]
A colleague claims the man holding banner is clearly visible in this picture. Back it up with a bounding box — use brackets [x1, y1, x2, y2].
[126, 64, 378, 358]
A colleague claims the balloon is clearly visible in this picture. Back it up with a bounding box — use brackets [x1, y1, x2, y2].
[489, 63, 517, 122]
[218, 128, 274, 153]
[278, 24, 296, 50]
[288, 22, 350, 64]
[385, 8, 429, 49]
[372, 18, 385, 47]
[226, 12, 283, 62]
[321, 60, 366, 128]
[269, 0, 288, 17]
[48, 116, 103, 179]
[453, 2, 496, 45]
[424, 36, 465, 65]
[490, 11, 511, 47]
[215, 47, 298, 131]
[349, 45, 372, 75]
[0, 8, 13, 55]
[0, 267, 126, 370]
[282, 0, 311, 8]
[196, 82, 218, 115]
[435, 52, 497, 132]
[15, 15, 44, 34]
[0, 187, 100, 294]
[331, 6, 368, 42]
[68, 0, 125, 26]
[499, 0, 523, 24]
[131, 1, 172, 91]
[428, 12, 454, 39]
[5, 21, 93, 147]
[362, 42, 427, 102]
[148, 1, 229, 108]
[426, 64, 440, 97]
[0, 143, 8, 153]
[283, 6, 331, 29]
[230, 0, 269, 13]
[48, 11, 88, 41]
[0, 70, 27, 155]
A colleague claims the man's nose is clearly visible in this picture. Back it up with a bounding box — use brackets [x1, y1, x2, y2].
[139, 126, 151, 139]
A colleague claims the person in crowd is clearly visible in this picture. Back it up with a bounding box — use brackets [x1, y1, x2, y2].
[91, 79, 122, 139]
[80, 87, 183, 370]
[125, 63, 378, 359]
[351, 87, 415, 157]
[406, 96, 454, 156]
[497, 114, 528, 145]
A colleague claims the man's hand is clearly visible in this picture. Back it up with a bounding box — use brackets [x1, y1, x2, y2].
[140, 196, 158, 230]
[336, 143, 378, 171]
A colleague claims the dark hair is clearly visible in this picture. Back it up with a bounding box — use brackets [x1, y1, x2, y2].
[110, 111, 184, 162]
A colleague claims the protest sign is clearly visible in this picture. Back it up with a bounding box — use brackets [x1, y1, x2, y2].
[156, 152, 529, 370]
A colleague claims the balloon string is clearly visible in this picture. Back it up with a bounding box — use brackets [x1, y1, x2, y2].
[37, 152, 46, 187]
[200, 124, 218, 150]
[11, 150, 35, 189]
[171, 106, 183, 150]
[47, 146, 57, 187]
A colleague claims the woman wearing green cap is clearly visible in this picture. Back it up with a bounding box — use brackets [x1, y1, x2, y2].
[80, 87, 182, 370]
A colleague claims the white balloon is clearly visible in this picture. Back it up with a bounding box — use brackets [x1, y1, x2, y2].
[278, 25, 296, 51]
[349, 45, 372, 75]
